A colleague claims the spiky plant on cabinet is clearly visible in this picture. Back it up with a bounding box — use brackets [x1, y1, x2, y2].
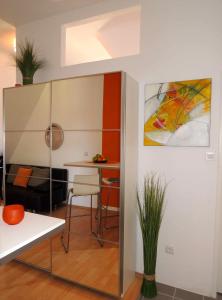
[15, 40, 45, 85]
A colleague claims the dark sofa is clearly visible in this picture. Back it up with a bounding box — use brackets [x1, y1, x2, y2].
[5, 164, 68, 212]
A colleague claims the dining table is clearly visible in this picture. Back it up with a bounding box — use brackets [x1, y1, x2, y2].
[64, 161, 120, 244]
[0, 207, 65, 264]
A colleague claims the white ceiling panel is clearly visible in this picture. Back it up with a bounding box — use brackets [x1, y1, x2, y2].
[0, 0, 108, 26]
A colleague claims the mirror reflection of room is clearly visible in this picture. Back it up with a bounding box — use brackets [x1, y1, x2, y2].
[4, 83, 52, 216]
[51, 72, 121, 296]
[3, 83, 52, 269]
[4, 72, 122, 296]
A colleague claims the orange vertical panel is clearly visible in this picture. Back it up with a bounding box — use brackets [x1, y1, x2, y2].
[102, 72, 121, 207]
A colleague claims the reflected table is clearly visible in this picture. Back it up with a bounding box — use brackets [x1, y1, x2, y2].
[0, 207, 65, 264]
[64, 161, 120, 244]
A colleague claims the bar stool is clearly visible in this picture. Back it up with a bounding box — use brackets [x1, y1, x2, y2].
[61, 174, 100, 253]
[101, 177, 120, 230]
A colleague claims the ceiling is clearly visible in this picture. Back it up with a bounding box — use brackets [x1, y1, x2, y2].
[0, 0, 108, 26]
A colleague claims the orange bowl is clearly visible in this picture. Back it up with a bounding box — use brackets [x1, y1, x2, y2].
[3, 204, 24, 225]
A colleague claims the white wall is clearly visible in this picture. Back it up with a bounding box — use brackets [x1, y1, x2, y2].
[16, 0, 222, 297]
[0, 19, 16, 154]
[0, 67, 15, 154]
[64, 6, 140, 65]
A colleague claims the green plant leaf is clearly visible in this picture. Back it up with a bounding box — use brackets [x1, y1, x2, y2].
[14, 40, 46, 79]
[137, 174, 167, 276]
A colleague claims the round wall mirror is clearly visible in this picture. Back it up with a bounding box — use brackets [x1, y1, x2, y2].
[45, 123, 64, 150]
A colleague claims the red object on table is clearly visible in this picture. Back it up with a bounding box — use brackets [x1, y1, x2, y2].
[2, 204, 24, 225]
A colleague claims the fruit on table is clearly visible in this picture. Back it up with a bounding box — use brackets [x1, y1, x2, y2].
[93, 153, 107, 162]
[3, 204, 24, 225]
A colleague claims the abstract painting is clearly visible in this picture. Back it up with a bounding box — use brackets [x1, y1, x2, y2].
[144, 78, 211, 146]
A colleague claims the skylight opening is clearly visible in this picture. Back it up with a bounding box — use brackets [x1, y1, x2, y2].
[62, 6, 141, 66]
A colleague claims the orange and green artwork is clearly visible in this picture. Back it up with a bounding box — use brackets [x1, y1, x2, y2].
[144, 78, 211, 146]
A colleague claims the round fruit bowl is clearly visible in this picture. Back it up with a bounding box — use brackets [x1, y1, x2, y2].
[92, 153, 108, 164]
[2, 204, 24, 225]
[93, 159, 107, 163]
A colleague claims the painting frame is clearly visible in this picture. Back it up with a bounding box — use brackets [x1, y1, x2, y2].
[144, 78, 212, 147]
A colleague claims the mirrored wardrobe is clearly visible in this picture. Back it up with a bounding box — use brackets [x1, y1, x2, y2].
[3, 72, 138, 298]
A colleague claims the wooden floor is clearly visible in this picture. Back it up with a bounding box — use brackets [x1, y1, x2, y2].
[1, 205, 142, 299]
[0, 261, 142, 300]
[17, 205, 120, 295]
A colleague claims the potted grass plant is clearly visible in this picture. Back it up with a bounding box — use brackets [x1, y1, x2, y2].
[15, 40, 45, 85]
[137, 174, 167, 298]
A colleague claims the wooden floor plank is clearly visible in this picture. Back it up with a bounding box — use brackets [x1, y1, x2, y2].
[0, 261, 142, 300]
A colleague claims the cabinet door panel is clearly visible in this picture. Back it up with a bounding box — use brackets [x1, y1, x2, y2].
[5, 131, 50, 167]
[4, 131, 51, 216]
[52, 232, 120, 296]
[52, 76, 103, 130]
[51, 182, 120, 244]
[4, 83, 51, 131]
[16, 239, 51, 271]
[51, 131, 102, 171]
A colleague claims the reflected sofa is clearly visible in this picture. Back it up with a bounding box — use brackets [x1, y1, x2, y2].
[5, 164, 68, 212]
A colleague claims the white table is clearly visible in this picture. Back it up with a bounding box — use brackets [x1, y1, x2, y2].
[0, 207, 65, 264]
